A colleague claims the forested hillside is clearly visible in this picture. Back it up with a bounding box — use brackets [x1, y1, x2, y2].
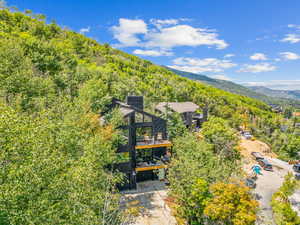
[168, 67, 300, 107]
[0, 7, 299, 225]
[249, 86, 300, 101]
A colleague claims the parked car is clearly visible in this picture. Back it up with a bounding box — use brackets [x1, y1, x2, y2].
[251, 152, 264, 161]
[245, 178, 256, 188]
[243, 131, 252, 140]
[258, 159, 273, 171]
[251, 165, 262, 176]
[292, 164, 300, 179]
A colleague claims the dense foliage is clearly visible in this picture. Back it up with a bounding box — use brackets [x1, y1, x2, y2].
[168, 67, 300, 107]
[0, 104, 124, 224]
[271, 173, 300, 225]
[201, 117, 239, 159]
[255, 116, 300, 161]
[204, 182, 258, 225]
[169, 121, 251, 225]
[0, 6, 298, 224]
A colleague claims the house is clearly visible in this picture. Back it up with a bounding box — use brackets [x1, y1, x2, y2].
[293, 112, 300, 117]
[155, 102, 208, 129]
[101, 96, 172, 190]
[269, 104, 283, 113]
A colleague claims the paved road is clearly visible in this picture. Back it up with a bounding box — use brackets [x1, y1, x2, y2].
[254, 157, 292, 225]
[239, 138, 294, 224]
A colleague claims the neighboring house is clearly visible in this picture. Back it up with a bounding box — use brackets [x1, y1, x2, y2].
[280, 125, 289, 132]
[294, 112, 300, 117]
[269, 104, 283, 113]
[155, 102, 208, 129]
[101, 96, 172, 190]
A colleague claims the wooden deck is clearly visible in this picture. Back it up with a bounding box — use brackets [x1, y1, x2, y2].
[135, 140, 172, 149]
[135, 164, 167, 172]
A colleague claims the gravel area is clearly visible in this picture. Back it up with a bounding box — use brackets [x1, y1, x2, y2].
[121, 181, 177, 225]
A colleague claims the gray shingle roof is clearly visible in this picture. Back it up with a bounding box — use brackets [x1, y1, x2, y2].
[119, 107, 134, 117]
[156, 102, 199, 114]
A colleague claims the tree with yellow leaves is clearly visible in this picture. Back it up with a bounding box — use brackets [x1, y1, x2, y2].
[204, 182, 258, 225]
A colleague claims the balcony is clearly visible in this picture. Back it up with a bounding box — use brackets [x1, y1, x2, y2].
[136, 135, 172, 149]
[135, 160, 167, 172]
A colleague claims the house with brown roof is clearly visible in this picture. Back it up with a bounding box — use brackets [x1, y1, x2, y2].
[293, 112, 300, 117]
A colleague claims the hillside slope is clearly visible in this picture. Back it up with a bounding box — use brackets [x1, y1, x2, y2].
[249, 86, 300, 101]
[167, 67, 300, 107]
[0, 8, 281, 225]
[0, 10, 276, 121]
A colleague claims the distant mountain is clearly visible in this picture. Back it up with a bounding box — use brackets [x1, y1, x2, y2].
[248, 86, 300, 101]
[167, 67, 300, 107]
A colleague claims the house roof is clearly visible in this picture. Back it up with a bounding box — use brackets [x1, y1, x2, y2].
[155, 102, 199, 114]
[293, 112, 300, 117]
[119, 107, 135, 117]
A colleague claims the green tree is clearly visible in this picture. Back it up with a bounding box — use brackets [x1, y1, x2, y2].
[280, 135, 300, 160]
[168, 133, 238, 224]
[0, 104, 124, 225]
[284, 107, 293, 119]
[271, 173, 300, 225]
[164, 112, 188, 140]
[204, 183, 258, 225]
[201, 117, 239, 159]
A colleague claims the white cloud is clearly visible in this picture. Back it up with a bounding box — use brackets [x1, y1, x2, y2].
[210, 74, 232, 81]
[250, 53, 267, 60]
[279, 52, 300, 60]
[111, 18, 148, 47]
[244, 80, 300, 90]
[79, 26, 90, 34]
[150, 19, 179, 28]
[168, 57, 236, 73]
[0, 0, 7, 7]
[133, 49, 172, 56]
[168, 65, 209, 74]
[255, 35, 270, 41]
[238, 63, 276, 73]
[224, 54, 235, 58]
[280, 25, 300, 44]
[288, 24, 300, 29]
[111, 18, 228, 53]
[280, 34, 300, 43]
[146, 25, 228, 49]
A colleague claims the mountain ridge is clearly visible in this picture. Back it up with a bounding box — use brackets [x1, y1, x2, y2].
[166, 67, 300, 107]
[248, 86, 300, 101]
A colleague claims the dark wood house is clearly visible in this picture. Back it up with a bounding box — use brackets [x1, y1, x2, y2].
[101, 96, 172, 189]
[155, 102, 208, 129]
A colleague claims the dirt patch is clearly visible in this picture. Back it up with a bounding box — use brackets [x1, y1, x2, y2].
[239, 138, 277, 172]
[239, 138, 277, 160]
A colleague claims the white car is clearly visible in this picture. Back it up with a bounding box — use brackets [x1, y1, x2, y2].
[243, 132, 252, 140]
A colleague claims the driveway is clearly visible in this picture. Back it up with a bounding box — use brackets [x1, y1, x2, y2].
[254, 157, 294, 224]
[240, 139, 293, 224]
[254, 166, 286, 225]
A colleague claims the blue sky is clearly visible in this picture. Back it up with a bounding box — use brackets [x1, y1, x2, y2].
[5, 0, 300, 90]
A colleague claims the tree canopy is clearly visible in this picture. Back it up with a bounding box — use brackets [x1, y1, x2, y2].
[0, 6, 298, 225]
